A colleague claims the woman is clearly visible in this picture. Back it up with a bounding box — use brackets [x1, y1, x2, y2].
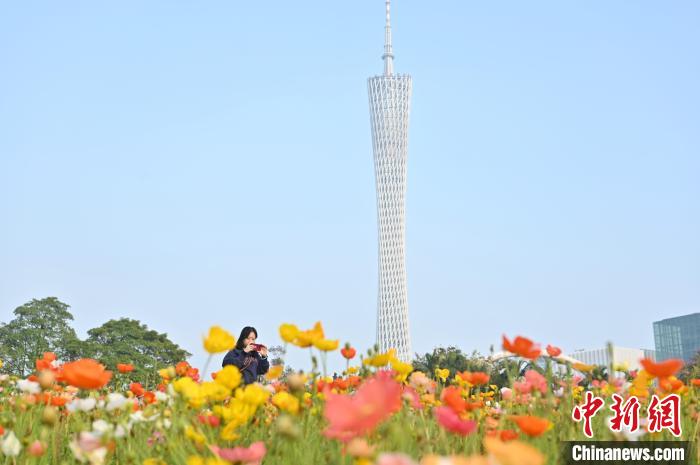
[222, 326, 269, 385]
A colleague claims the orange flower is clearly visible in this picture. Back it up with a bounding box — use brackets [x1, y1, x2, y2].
[440, 386, 467, 414]
[117, 363, 134, 374]
[659, 377, 684, 394]
[499, 429, 519, 441]
[545, 345, 561, 357]
[36, 352, 57, 371]
[61, 359, 112, 390]
[639, 358, 683, 378]
[510, 415, 550, 437]
[175, 361, 191, 376]
[130, 382, 145, 397]
[502, 335, 541, 360]
[341, 347, 357, 360]
[457, 371, 490, 386]
[691, 379, 700, 387]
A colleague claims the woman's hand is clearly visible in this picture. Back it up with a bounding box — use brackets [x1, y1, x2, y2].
[244, 344, 255, 353]
[259, 346, 268, 357]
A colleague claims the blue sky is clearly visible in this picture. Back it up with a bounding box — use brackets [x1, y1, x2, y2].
[1, 1, 698, 373]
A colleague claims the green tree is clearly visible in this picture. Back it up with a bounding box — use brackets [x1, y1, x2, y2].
[412, 346, 491, 381]
[83, 318, 191, 386]
[0, 297, 83, 376]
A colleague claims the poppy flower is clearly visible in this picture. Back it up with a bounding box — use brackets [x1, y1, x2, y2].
[639, 358, 683, 378]
[210, 441, 266, 465]
[36, 352, 57, 371]
[509, 415, 550, 437]
[341, 346, 357, 360]
[323, 372, 402, 441]
[61, 359, 112, 390]
[457, 371, 490, 386]
[484, 437, 545, 465]
[313, 338, 340, 351]
[117, 363, 134, 374]
[691, 379, 700, 387]
[502, 336, 541, 360]
[546, 345, 561, 357]
[440, 386, 467, 414]
[434, 406, 477, 436]
[130, 382, 145, 397]
[279, 324, 300, 344]
[203, 326, 236, 354]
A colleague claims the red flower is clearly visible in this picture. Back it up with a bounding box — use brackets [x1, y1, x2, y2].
[323, 372, 402, 441]
[546, 345, 562, 357]
[341, 347, 357, 360]
[61, 359, 112, 390]
[130, 382, 145, 397]
[434, 406, 477, 436]
[502, 335, 541, 360]
[510, 415, 550, 437]
[640, 358, 683, 378]
[117, 363, 134, 374]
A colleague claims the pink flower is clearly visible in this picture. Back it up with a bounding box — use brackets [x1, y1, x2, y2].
[500, 387, 513, 400]
[210, 442, 266, 465]
[402, 385, 423, 410]
[434, 406, 477, 436]
[376, 453, 420, 465]
[524, 370, 547, 394]
[324, 372, 402, 441]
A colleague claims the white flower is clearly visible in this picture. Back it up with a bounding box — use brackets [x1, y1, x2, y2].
[553, 387, 564, 397]
[105, 393, 127, 411]
[67, 397, 97, 413]
[154, 391, 169, 402]
[1, 431, 22, 457]
[16, 379, 40, 394]
[114, 425, 127, 438]
[91, 420, 112, 436]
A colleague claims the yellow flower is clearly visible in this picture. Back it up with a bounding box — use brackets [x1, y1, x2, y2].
[279, 324, 300, 344]
[363, 349, 396, 367]
[484, 438, 544, 465]
[313, 338, 339, 351]
[235, 383, 271, 407]
[346, 366, 359, 374]
[294, 322, 325, 348]
[0, 359, 3, 369]
[201, 382, 230, 402]
[435, 367, 450, 382]
[187, 457, 228, 465]
[185, 426, 207, 446]
[215, 365, 242, 390]
[391, 358, 413, 382]
[272, 391, 300, 415]
[203, 326, 236, 354]
[265, 365, 284, 381]
[159, 366, 176, 381]
[143, 460, 167, 465]
[220, 420, 241, 441]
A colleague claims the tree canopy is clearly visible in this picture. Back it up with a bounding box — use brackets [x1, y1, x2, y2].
[0, 297, 190, 385]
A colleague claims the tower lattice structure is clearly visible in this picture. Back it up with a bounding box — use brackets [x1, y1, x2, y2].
[368, 0, 412, 362]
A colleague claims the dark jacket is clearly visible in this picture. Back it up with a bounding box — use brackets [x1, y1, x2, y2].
[222, 348, 270, 385]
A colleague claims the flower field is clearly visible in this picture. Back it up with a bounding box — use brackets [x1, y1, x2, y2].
[0, 322, 697, 464]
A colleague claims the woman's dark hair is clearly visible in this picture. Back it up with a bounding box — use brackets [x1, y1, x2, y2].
[235, 326, 258, 350]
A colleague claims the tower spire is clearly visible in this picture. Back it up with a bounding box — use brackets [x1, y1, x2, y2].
[382, 0, 394, 75]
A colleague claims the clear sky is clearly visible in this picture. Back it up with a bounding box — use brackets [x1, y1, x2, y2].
[1, 1, 698, 373]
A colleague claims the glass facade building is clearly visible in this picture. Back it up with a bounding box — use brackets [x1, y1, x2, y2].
[653, 313, 700, 362]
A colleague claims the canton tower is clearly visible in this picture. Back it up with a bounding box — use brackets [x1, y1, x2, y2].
[368, 0, 412, 362]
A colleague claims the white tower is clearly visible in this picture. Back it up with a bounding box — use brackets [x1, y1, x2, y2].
[368, 0, 412, 362]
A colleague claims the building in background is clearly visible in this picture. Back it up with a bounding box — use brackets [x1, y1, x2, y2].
[568, 346, 656, 371]
[654, 313, 700, 362]
[368, 0, 413, 362]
